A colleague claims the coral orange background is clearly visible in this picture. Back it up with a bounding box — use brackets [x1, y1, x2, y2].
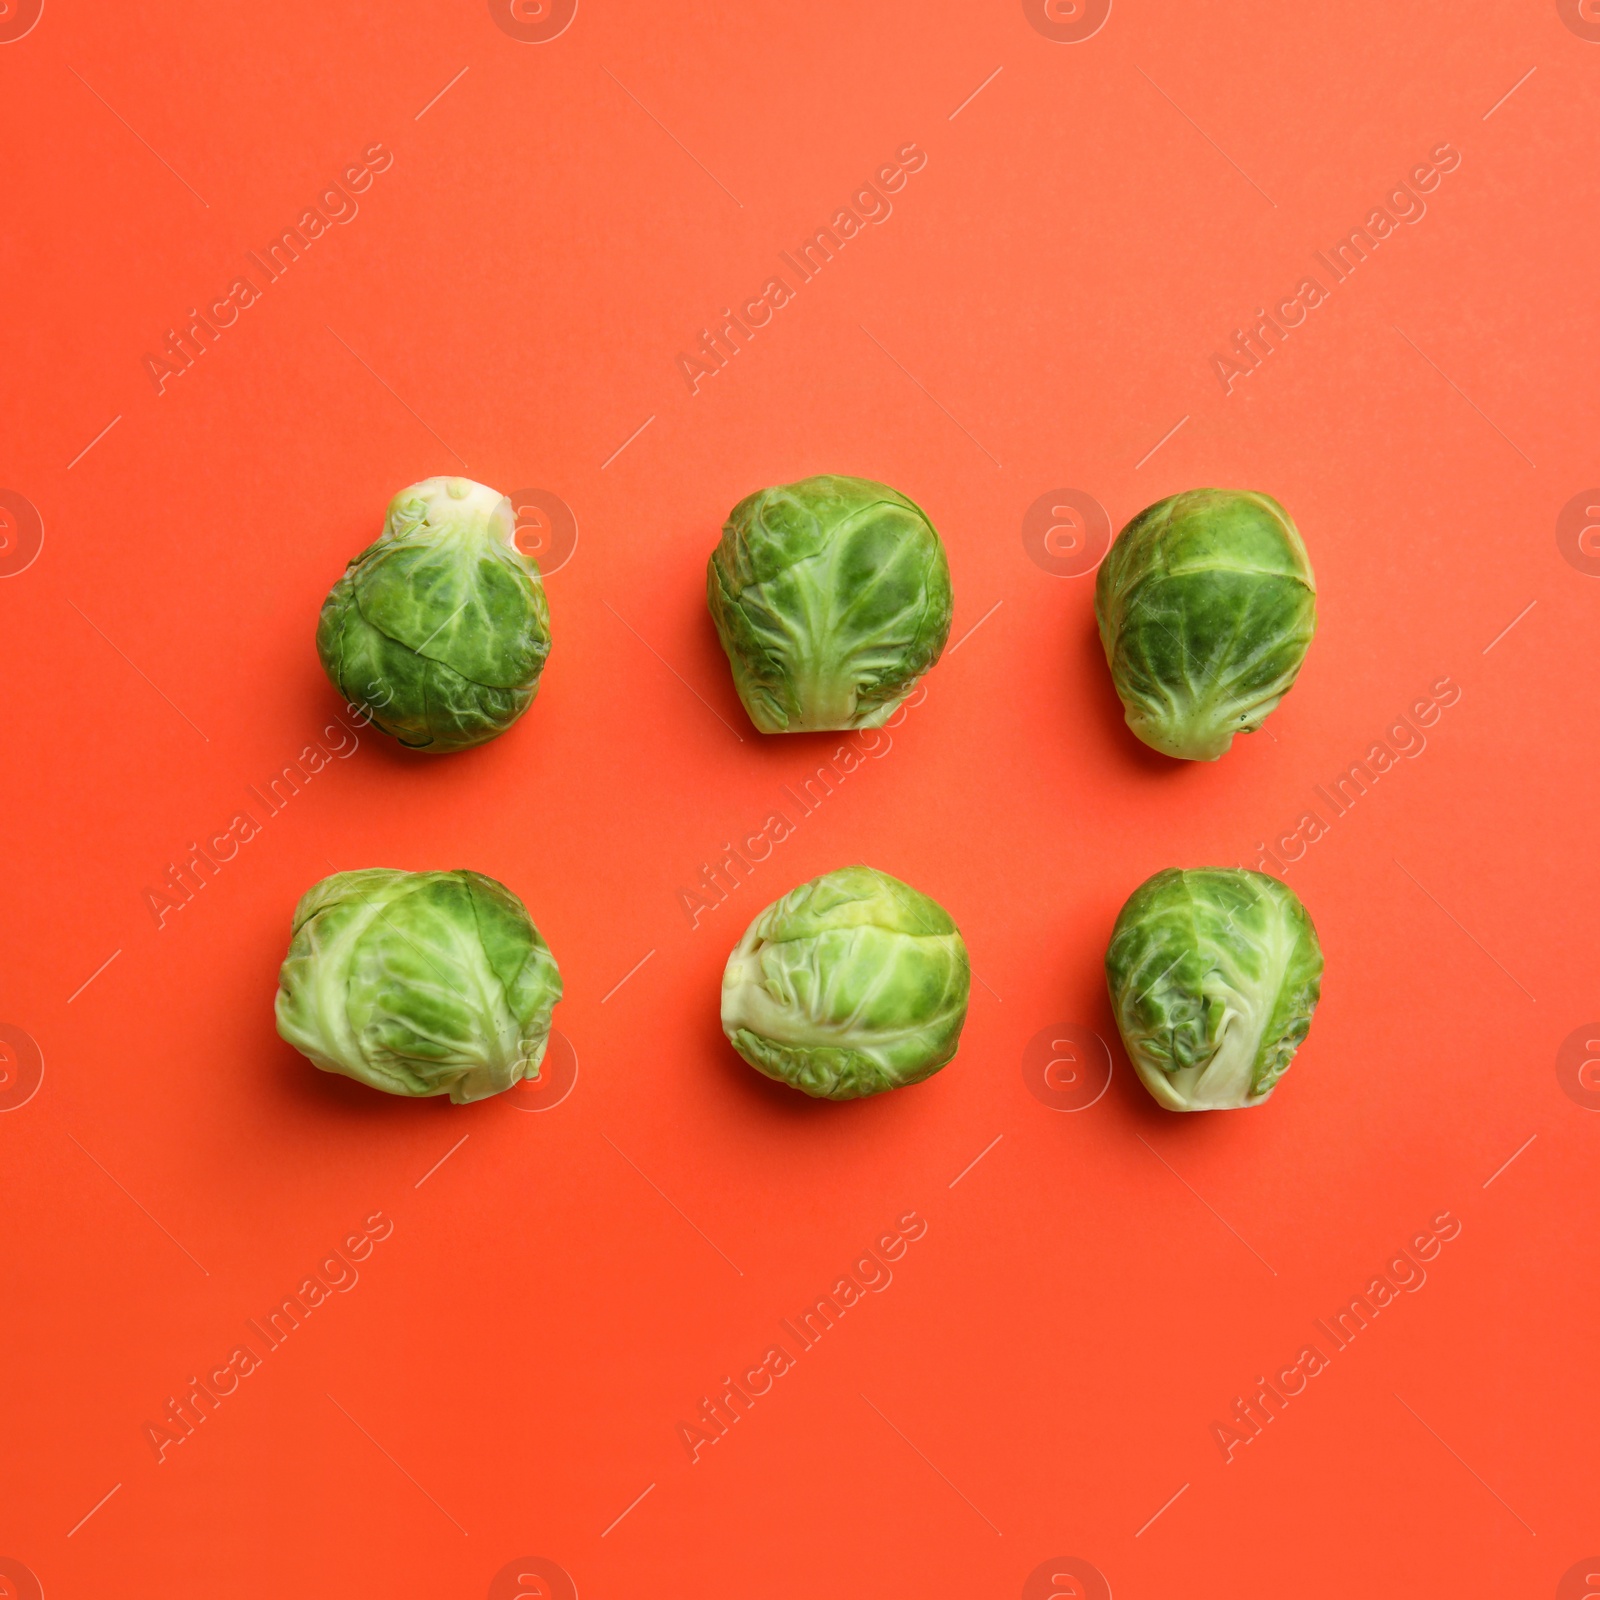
[2, 2, 1597, 1595]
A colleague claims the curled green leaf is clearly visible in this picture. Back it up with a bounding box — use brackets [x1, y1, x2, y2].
[317, 477, 552, 753]
[707, 475, 953, 734]
[1094, 488, 1315, 760]
[275, 868, 562, 1104]
[722, 865, 970, 1100]
[1105, 867, 1323, 1111]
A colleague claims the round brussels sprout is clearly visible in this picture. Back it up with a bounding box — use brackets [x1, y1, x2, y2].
[317, 477, 552, 753]
[721, 865, 970, 1100]
[1094, 488, 1315, 760]
[275, 868, 562, 1104]
[1105, 867, 1323, 1112]
[707, 475, 953, 734]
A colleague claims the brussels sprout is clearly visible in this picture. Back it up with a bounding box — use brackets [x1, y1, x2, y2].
[721, 865, 969, 1100]
[1105, 867, 1323, 1112]
[1094, 489, 1315, 760]
[275, 868, 562, 1104]
[317, 477, 551, 753]
[707, 475, 953, 733]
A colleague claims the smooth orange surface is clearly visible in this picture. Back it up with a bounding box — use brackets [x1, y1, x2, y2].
[3, 3, 1598, 1595]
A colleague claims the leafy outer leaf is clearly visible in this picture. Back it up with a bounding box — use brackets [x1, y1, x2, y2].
[707, 475, 953, 734]
[1093, 488, 1316, 761]
[274, 868, 562, 1104]
[721, 865, 970, 1099]
[316, 477, 551, 753]
[1104, 867, 1323, 1111]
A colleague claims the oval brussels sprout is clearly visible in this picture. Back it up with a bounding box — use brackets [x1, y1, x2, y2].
[1094, 488, 1315, 760]
[1105, 867, 1323, 1112]
[707, 475, 953, 733]
[317, 476, 551, 753]
[721, 865, 970, 1100]
[275, 868, 562, 1104]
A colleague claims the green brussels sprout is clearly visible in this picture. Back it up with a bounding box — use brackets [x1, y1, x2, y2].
[1094, 488, 1315, 760]
[1104, 867, 1323, 1112]
[275, 868, 562, 1104]
[317, 476, 551, 753]
[721, 865, 970, 1100]
[707, 474, 953, 734]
